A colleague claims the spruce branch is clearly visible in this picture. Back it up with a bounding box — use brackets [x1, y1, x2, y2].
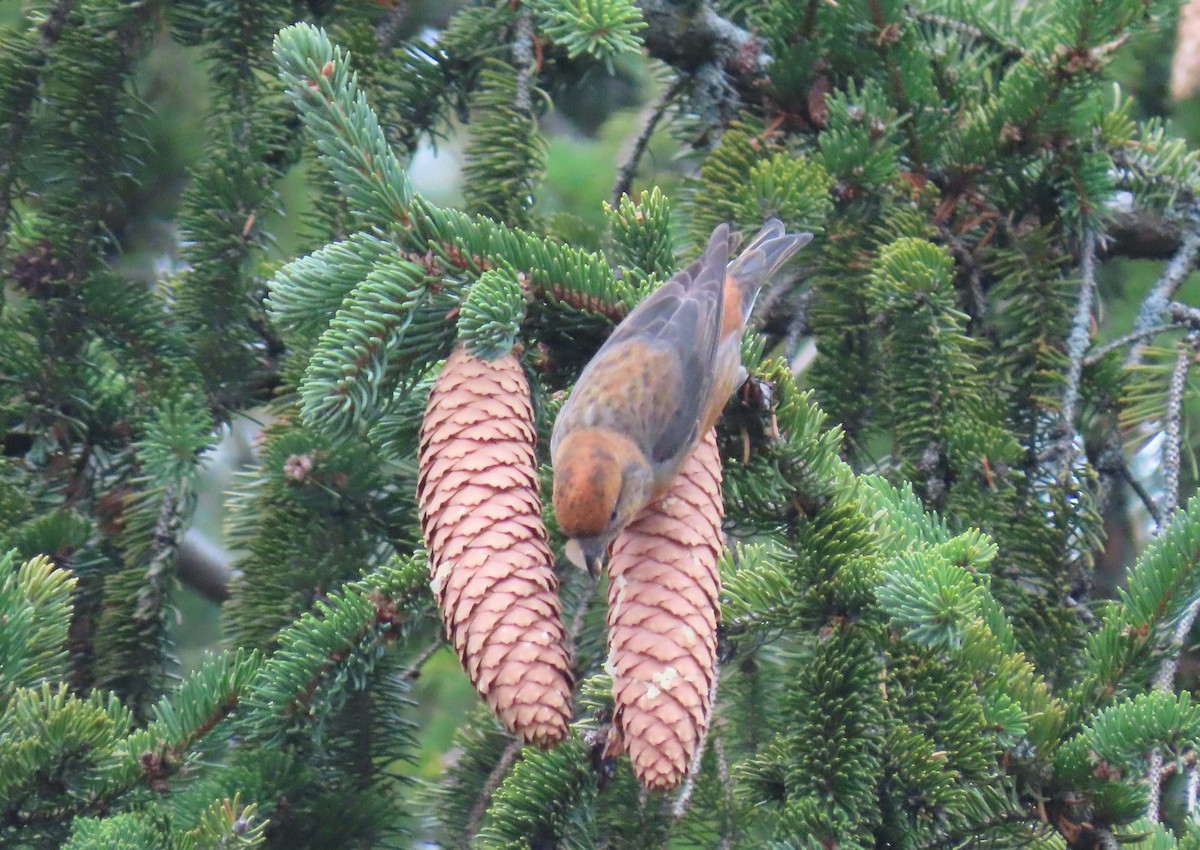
[637, 0, 769, 77]
[906, 5, 1025, 63]
[671, 670, 720, 820]
[1146, 597, 1200, 821]
[177, 529, 232, 603]
[0, 0, 74, 250]
[1084, 321, 1192, 367]
[1127, 218, 1200, 368]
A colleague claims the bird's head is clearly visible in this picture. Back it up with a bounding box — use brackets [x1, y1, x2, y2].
[552, 428, 653, 574]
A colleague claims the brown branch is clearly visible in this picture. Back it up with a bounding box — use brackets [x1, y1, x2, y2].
[638, 0, 770, 76]
[461, 738, 521, 847]
[611, 74, 688, 206]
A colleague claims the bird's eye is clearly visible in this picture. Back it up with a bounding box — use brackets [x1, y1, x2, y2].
[609, 507, 619, 524]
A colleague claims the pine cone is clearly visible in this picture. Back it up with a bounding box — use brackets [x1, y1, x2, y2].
[418, 344, 572, 747]
[1173, 0, 1200, 101]
[604, 429, 724, 790]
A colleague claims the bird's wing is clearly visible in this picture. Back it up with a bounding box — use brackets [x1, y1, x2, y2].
[566, 224, 735, 466]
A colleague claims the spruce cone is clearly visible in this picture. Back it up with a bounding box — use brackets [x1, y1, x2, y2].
[418, 344, 572, 747]
[1172, 0, 1200, 101]
[605, 429, 724, 790]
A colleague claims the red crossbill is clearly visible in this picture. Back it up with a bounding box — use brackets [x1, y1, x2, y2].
[551, 218, 812, 572]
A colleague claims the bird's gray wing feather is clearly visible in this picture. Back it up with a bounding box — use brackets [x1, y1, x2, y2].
[587, 223, 733, 465]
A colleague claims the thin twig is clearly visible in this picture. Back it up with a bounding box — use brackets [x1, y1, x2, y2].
[714, 730, 736, 850]
[611, 75, 687, 206]
[906, 6, 1026, 62]
[1127, 222, 1200, 368]
[566, 575, 599, 667]
[461, 738, 521, 847]
[511, 6, 535, 115]
[1083, 321, 1191, 366]
[671, 668, 720, 819]
[1056, 230, 1098, 477]
[1146, 596, 1200, 822]
[1162, 331, 1199, 519]
[1146, 334, 1200, 822]
[399, 638, 445, 681]
[1122, 460, 1167, 529]
[0, 0, 76, 251]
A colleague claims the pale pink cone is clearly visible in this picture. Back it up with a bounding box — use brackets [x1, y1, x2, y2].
[418, 345, 572, 747]
[604, 429, 723, 790]
[1173, 0, 1200, 100]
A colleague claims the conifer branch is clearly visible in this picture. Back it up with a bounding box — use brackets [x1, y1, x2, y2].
[1146, 597, 1200, 821]
[671, 671, 720, 819]
[1162, 331, 1200, 521]
[611, 75, 686, 206]
[0, 0, 74, 247]
[398, 638, 444, 682]
[637, 0, 769, 78]
[1126, 219, 1200, 368]
[462, 738, 521, 847]
[1083, 321, 1191, 366]
[906, 6, 1025, 62]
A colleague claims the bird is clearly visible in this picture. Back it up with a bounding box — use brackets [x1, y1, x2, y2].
[551, 218, 812, 573]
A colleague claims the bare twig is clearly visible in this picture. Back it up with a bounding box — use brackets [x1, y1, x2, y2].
[399, 638, 445, 681]
[1056, 230, 1098, 477]
[511, 6, 535, 115]
[566, 575, 599, 667]
[1146, 332, 1200, 822]
[1124, 461, 1167, 530]
[461, 738, 521, 847]
[1127, 222, 1200, 368]
[1162, 331, 1199, 518]
[1084, 321, 1191, 367]
[671, 669, 720, 819]
[611, 75, 687, 206]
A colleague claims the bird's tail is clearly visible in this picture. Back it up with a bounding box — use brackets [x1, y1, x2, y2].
[726, 218, 813, 323]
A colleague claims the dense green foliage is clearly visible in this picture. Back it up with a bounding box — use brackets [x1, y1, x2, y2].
[3, 0, 1200, 847]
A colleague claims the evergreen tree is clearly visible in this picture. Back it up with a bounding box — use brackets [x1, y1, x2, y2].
[3, 0, 1200, 848]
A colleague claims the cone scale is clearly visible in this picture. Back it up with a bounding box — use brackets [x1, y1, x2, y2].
[418, 344, 572, 747]
[604, 429, 724, 790]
